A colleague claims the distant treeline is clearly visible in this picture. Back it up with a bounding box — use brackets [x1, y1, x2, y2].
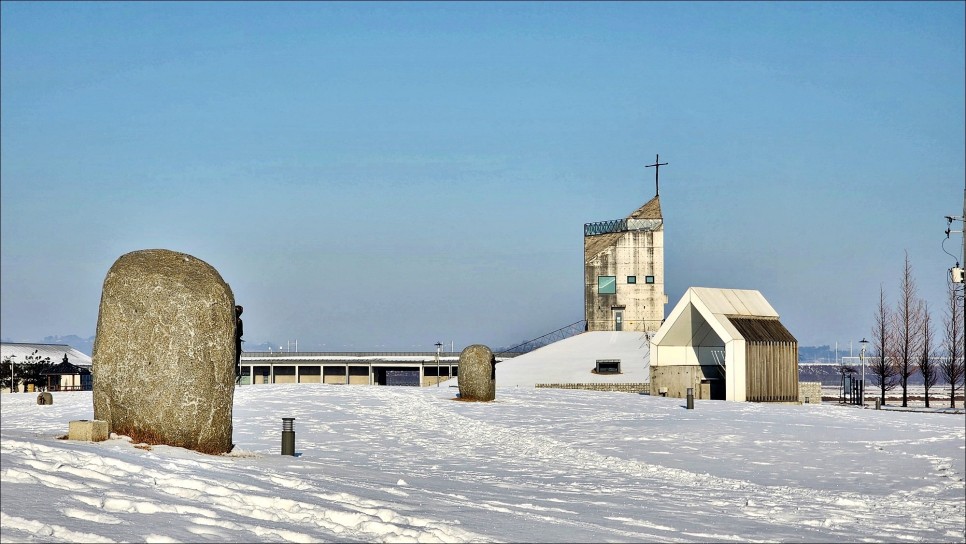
[798, 363, 932, 386]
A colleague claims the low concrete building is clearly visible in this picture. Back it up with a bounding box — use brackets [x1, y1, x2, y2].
[238, 351, 517, 387]
[649, 287, 798, 402]
[43, 356, 93, 391]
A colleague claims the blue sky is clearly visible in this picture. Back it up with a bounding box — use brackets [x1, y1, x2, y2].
[2, 2, 963, 351]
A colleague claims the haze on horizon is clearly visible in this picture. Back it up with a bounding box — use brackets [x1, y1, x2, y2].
[1, 2, 964, 352]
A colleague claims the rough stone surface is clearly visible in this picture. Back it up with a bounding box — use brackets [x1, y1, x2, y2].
[68, 420, 108, 442]
[798, 381, 823, 404]
[37, 392, 53, 405]
[92, 249, 236, 454]
[535, 383, 650, 394]
[458, 344, 496, 401]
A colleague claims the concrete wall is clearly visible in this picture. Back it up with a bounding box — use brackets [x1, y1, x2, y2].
[727, 341, 746, 402]
[799, 382, 822, 404]
[585, 229, 666, 333]
[323, 366, 348, 384]
[535, 383, 650, 394]
[422, 376, 451, 387]
[348, 366, 369, 385]
[274, 366, 297, 384]
[649, 365, 724, 400]
[298, 367, 321, 384]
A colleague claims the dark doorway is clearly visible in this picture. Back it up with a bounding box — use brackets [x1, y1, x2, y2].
[375, 367, 421, 386]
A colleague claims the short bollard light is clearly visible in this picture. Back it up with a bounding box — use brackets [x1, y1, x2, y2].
[281, 417, 295, 456]
[686, 387, 694, 410]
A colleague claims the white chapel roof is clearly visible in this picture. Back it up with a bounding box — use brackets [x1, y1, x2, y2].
[652, 287, 782, 346]
[687, 287, 778, 318]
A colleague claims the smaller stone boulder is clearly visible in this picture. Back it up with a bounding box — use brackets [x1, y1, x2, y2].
[37, 392, 53, 405]
[68, 420, 108, 442]
[458, 344, 496, 401]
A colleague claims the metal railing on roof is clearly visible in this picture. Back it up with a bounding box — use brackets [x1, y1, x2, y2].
[584, 218, 662, 236]
[584, 219, 627, 236]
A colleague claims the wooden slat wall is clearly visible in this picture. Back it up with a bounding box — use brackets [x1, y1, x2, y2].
[745, 341, 799, 402]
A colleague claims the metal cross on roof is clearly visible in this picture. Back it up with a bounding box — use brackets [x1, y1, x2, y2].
[644, 154, 668, 197]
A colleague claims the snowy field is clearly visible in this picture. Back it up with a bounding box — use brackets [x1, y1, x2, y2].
[2, 386, 964, 543]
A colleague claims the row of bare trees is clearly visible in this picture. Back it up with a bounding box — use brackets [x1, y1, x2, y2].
[1, 352, 55, 392]
[868, 252, 964, 408]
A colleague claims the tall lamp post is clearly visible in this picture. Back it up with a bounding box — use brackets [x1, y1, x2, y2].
[8, 355, 15, 393]
[435, 342, 443, 387]
[859, 338, 869, 406]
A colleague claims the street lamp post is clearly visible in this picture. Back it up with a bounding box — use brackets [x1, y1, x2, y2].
[8, 355, 16, 394]
[859, 338, 869, 406]
[435, 342, 443, 387]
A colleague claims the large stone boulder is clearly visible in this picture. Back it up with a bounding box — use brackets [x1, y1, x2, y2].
[458, 344, 496, 401]
[92, 249, 237, 454]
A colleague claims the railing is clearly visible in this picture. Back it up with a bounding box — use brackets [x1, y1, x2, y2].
[584, 219, 627, 236]
[49, 385, 89, 392]
[584, 218, 663, 236]
[497, 320, 587, 357]
[711, 348, 726, 375]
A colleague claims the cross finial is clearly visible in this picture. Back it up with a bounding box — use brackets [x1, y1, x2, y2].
[644, 154, 668, 197]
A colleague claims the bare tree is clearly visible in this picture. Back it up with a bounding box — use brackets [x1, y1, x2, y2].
[940, 283, 964, 408]
[893, 252, 923, 408]
[869, 284, 898, 404]
[917, 301, 937, 408]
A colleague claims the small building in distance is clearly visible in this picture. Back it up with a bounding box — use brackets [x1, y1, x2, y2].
[584, 194, 667, 333]
[649, 287, 798, 402]
[43, 355, 93, 391]
[1, 343, 92, 393]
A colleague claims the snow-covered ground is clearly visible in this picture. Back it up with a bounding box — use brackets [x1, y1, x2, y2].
[2, 386, 964, 543]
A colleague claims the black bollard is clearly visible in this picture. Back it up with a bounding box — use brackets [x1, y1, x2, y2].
[686, 387, 694, 410]
[281, 417, 295, 456]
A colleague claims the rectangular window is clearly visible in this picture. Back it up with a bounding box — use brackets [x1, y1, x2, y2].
[627, 276, 636, 284]
[598, 276, 617, 294]
[645, 275, 655, 284]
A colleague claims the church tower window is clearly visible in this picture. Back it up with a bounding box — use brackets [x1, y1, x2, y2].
[598, 276, 617, 294]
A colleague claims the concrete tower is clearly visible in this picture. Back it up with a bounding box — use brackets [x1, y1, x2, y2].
[583, 189, 667, 332]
